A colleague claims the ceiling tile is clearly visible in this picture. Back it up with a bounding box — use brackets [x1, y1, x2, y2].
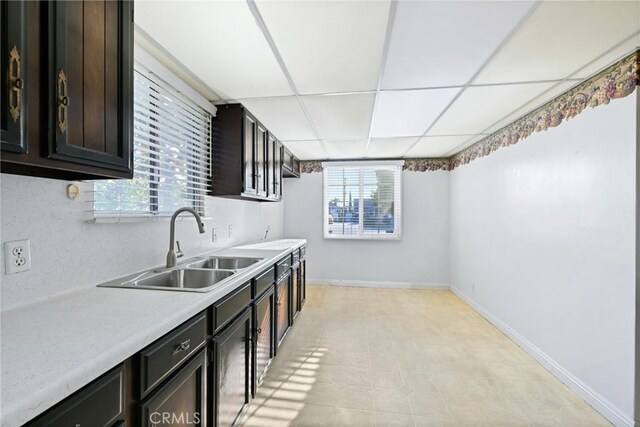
[443, 134, 491, 156]
[135, 1, 292, 99]
[256, 1, 390, 94]
[382, 1, 536, 89]
[236, 97, 316, 141]
[569, 33, 640, 80]
[282, 140, 327, 160]
[428, 82, 557, 136]
[406, 135, 478, 158]
[475, 1, 640, 84]
[484, 80, 578, 134]
[367, 137, 418, 158]
[324, 139, 368, 159]
[302, 94, 375, 140]
[370, 88, 461, 138]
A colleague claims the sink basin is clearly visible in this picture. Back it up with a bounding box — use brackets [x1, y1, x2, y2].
[185, 256, 262, 270]
[112, 268, 235, 292]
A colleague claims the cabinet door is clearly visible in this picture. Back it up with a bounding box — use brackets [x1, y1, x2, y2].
[49, 0, 133, 173]
[0, 0, 28, 153]
[282, 148, 293, 172]
[253, 287, 274, 396]
[266, 133, 276, 198]
[291, 266, 299, 321]
[256, 123, 268, 197]
[243, 110, 257, 194]
[212, 308, 252, 426]
[274, 140, 283, 198]
[300, 260, 306, 307]
[276, 276, 290, 348]
[140, 349, 207, 427]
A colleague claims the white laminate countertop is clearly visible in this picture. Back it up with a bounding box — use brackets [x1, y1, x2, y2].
[0, 239, 306, 427]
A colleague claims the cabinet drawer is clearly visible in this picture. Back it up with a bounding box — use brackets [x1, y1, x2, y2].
[276, 256, 291, 279]
[254, 266, 275, 298]
[27, 365, 124, 426]
[300, 245, 306, 260]
[213, 281, 252, 331]
[140, 312, 207, 398]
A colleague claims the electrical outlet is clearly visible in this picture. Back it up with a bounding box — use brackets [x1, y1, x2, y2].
[212, 228, 218, 243]
[228, 224, 233, 238]
[4, 240, 31, 274]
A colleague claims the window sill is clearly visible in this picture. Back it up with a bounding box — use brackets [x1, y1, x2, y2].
[88, 215, 212, 224]
[323, 234, 402, 241]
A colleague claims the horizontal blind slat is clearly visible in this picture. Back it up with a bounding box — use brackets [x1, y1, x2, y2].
[93, 69, 212, 219]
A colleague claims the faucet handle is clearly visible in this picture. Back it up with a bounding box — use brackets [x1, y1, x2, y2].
[176, 241, 184, 258]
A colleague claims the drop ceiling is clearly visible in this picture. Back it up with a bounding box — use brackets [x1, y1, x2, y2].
[135, 1, 640, 160]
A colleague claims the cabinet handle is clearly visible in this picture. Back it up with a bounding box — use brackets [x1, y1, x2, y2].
[57, 69, 69, 134]
[172, 339, 191, 355]
[256, 328, 262, 334]
[7, 46, 22, 123]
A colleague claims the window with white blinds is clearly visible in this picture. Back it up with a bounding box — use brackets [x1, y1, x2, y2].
[323, 161, 403, 240]
[92, 69, 211, 220]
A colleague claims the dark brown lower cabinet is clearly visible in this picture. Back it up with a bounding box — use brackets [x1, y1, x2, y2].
[23, 250, 305, 427]
[140, 349, 207, 427]
[275, 272, 291, 349]
[300, 260, 306, 308]
[26, 365, 125, 427]
[253, 286, 274, 396]
[212, 308, 252, 426]
[291, 264, 300, 321]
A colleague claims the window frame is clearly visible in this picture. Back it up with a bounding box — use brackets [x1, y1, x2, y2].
[322, 160, 403, 241]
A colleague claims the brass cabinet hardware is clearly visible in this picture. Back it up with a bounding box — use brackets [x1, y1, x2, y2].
[8, 46, 22, 123]
[57, 69, 69, 133]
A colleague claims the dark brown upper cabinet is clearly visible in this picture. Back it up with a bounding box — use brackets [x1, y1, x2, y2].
[211, 103, 284, 201]
[1, 0, 134, 180]
[282, 146, 300, 178]
[1, 1, 28, 154]
[243, 109, 257, 194]
[269, 135, 283, 199]
[256, 122, 268, 197]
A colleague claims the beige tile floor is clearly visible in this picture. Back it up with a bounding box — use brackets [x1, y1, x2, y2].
[242, 285, 610, 427]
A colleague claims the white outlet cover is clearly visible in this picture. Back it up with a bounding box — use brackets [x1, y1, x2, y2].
[4, 240, 31, 274]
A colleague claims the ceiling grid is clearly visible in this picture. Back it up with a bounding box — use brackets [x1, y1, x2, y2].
[134, 0, 640, 160]
[364, 1, 398, 155]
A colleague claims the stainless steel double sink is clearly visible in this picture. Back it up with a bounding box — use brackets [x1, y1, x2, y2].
[98, 256, 263, 292]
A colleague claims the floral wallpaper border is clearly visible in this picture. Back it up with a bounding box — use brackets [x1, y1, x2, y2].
[299, 50, 639, 174]
[449, 49, 639, 169]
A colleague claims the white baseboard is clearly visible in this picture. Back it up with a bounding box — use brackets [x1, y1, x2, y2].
[307, 278, 449, 290]
[451, 286, 633, 427]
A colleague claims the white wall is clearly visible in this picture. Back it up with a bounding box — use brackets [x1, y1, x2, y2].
[283, 170, 449, 287]
[0, 175, 283, 311]
[449, 95, 636, 424]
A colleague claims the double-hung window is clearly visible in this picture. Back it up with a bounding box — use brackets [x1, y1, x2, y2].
[323, 161, 403, 240]
[92, 66, 212, 221]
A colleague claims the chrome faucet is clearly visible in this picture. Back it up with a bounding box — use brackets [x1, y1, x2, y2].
[166, 207, 206, 268]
